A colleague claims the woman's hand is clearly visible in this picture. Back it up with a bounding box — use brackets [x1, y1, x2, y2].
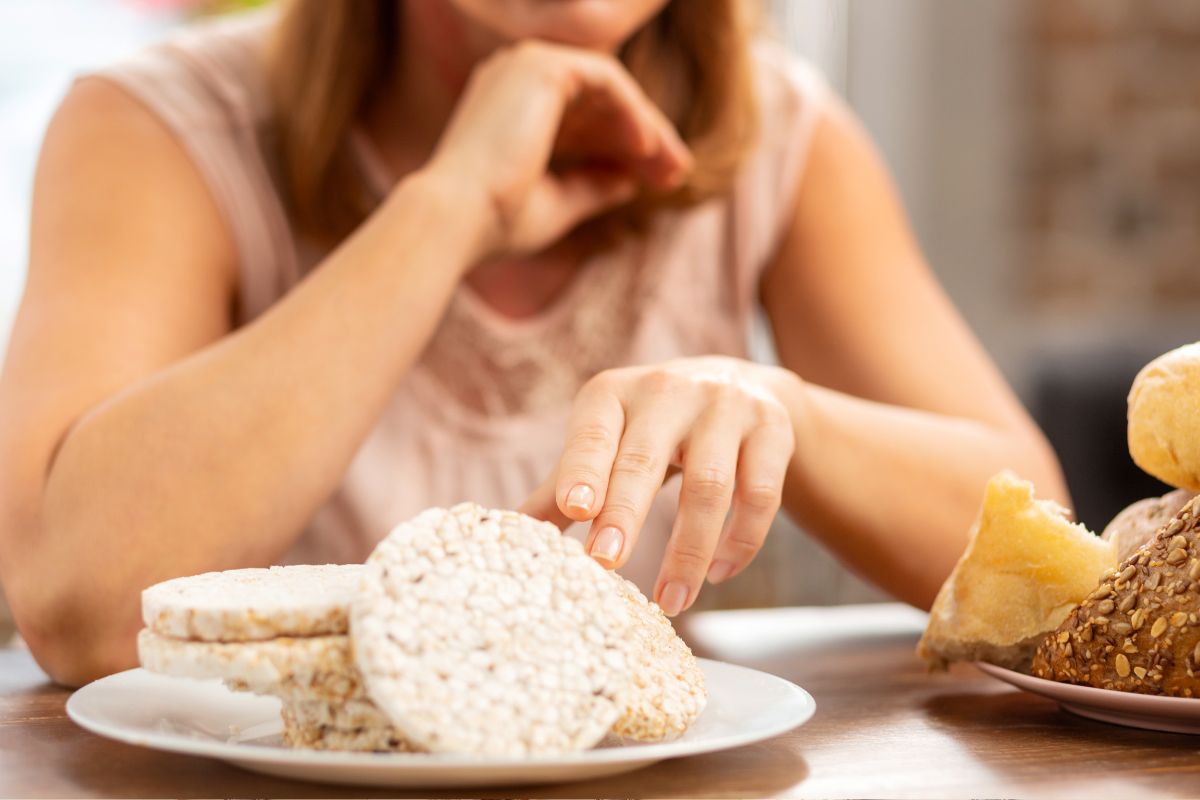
[522, 357, 801, 616]
[422, 40, 692, 259]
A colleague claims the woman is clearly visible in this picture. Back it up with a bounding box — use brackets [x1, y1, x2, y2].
[0, 0, 1067, 686]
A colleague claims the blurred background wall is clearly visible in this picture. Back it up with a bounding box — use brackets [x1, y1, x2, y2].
[2, 1, 1199, 637]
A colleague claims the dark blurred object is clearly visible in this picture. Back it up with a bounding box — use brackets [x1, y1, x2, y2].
[1030, 347, 1174, 532]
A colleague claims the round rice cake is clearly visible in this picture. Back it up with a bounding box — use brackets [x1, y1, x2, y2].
[280, 708, 417, 753]
[609, 576, 707, 742]
[281, 697, 394, 732]
[351, 503, 635, 756]
[142, 564, 364, 642]
[137, 628, 363, 700]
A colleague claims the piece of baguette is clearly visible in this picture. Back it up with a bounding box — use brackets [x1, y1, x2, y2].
[919, 472, 1115, 672]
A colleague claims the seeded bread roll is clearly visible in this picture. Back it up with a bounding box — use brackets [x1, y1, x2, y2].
[1032, 496, 1200, 697]
[1128, 342, 1200, 492]
[1102, 488, 1194, 563]
[142, 564, 364, 642]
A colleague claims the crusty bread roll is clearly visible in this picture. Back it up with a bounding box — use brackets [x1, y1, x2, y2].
[918, 472, 1116, 671]
[1128, 342, 1200, 491]
[1032, 495, 1200, 697]
[1102, 489, 1195, 563]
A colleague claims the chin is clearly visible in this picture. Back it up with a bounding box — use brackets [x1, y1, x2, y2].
[450, 0, 670, 52]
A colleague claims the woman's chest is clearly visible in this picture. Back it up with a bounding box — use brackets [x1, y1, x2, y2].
[463, 248, 582, 321]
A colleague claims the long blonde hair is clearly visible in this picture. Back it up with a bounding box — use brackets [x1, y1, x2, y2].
[269, 0, 759, 245]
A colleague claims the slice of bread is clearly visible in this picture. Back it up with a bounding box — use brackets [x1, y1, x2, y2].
[142, 564, 364, 642]
[918, 472, 1116, 672]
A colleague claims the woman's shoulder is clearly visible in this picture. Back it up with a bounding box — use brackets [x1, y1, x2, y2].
[63, 8, 298, 325]
[86, 7, 279, 133]
[715, 42, 830, 276]
[748, 39, 830, 144]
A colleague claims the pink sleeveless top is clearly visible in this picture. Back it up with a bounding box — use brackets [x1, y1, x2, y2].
[91, 10, 827, 594]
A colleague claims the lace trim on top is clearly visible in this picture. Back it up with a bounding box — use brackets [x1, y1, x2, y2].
[353, 132, 667, 419]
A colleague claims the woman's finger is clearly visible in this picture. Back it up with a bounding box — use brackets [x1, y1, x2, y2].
[553, 374, 626, 522]
[653, 408, 741, 616]
[556, 48, 693, 186]
[706, 422, 792, 585]
[585, 408, 688, 569]
[513, 169, 637, 253]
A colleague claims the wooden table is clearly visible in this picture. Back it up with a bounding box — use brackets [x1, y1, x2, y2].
[2, 604, 1198, 798]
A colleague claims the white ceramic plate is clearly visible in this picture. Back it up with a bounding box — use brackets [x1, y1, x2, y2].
[67, 658, 814, 788]
[976, 662, 1200, 734]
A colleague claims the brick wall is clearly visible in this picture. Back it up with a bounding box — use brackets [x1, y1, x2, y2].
[1023, 0, 1200, 314]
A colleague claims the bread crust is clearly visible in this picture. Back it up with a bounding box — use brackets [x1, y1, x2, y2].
[1032, 497, 1200, 697]
[917, 472, 1113, 672]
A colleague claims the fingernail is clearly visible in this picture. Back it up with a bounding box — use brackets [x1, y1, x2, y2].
[589, 526, 623, 565]
[707, 560, 736, 584]
[657, 581, 689, 617]
[565, 484, 595, 514]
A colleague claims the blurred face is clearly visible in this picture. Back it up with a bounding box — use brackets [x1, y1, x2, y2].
[445, 0, 671, 51]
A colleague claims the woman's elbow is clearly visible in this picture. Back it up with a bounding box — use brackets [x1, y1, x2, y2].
[9, 576, 138, 688]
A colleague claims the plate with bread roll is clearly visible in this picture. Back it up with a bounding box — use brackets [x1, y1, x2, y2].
[919, 343, 1200, 734]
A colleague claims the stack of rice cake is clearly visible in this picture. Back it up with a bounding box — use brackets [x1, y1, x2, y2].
[137, 564, 412, 749]
[137, 503, 707, 755]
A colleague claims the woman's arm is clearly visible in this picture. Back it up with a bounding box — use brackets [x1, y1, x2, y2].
[0, 80, 479, 685]
[522, 86, 1067, 618]
[762, 94, 1069, 609]
[0, 42, 688, 686]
